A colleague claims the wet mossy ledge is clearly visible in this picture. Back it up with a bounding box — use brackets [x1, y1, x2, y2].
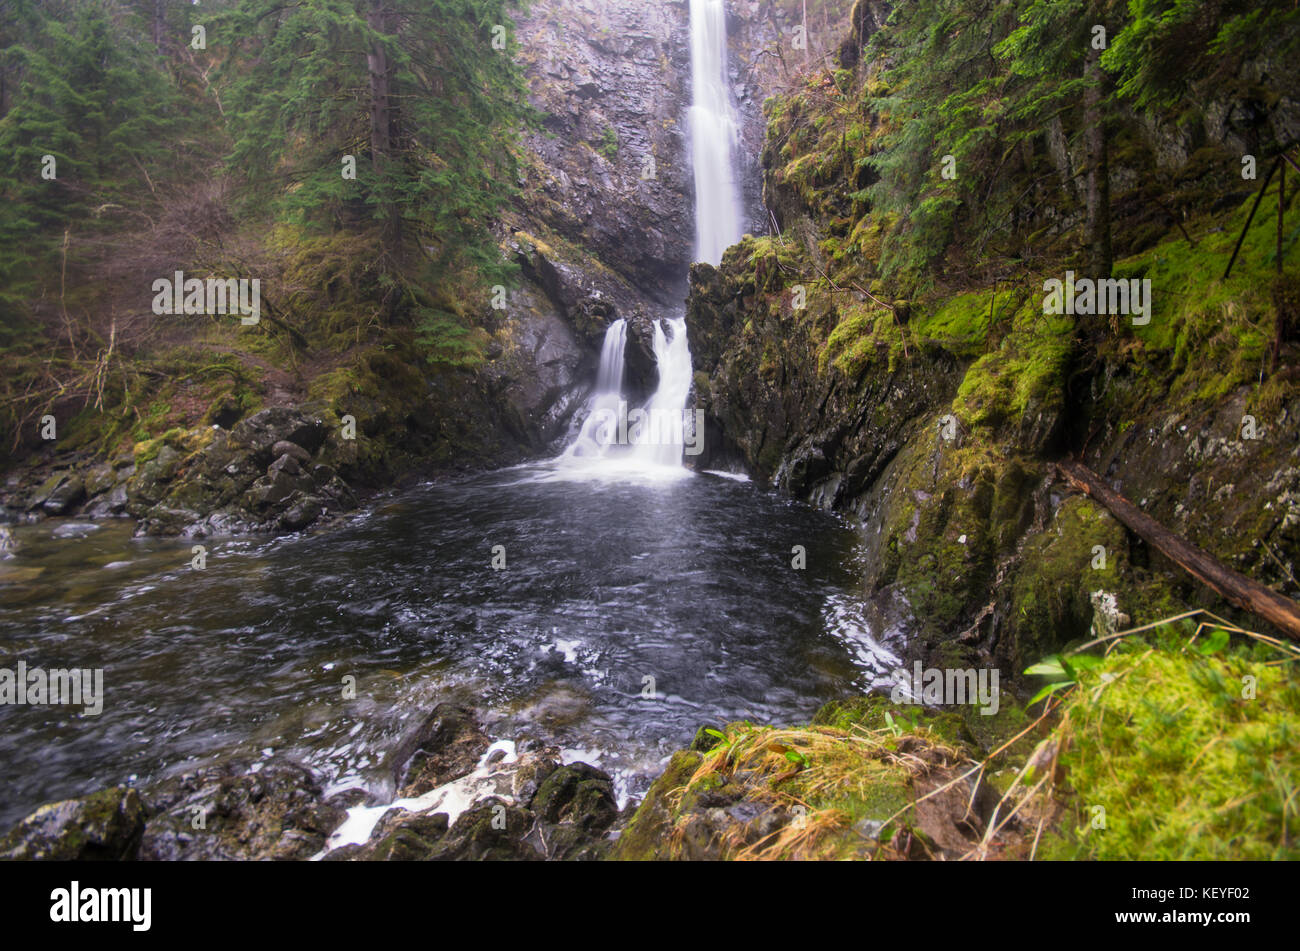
[611, 695, 1011, 862]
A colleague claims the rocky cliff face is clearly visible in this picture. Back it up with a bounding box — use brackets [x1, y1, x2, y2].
[685, 10, 1300, 679]
[515, 0, 695, 306]
[501, 0, 799, 418]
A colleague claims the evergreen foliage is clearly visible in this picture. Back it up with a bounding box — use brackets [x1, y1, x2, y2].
[855, 0, 1299, 291]
[220, 0, 532, 282]
[0, 0, 182, 320]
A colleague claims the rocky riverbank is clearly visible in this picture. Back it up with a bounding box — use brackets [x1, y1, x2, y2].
[0, 704, 626, 862]
[0, 692, 1039, 862]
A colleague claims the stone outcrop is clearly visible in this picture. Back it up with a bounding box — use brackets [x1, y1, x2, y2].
[0, 786, 147, 861]
[515, 0, 695, 305]
[120, 406, 357, 537]
[138, 760, 347, 861]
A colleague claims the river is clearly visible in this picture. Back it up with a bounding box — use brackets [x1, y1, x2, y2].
[0, 462, 908, 829]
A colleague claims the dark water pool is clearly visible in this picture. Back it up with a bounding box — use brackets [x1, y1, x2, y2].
[0, 460, 904, 827]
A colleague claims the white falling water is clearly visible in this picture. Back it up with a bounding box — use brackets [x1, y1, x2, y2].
[561, 317, 695, 474]
[564, 319, 628, 459]
[594, 317, 628, 395]
[629, 318, 694, 468]
[689, 0, 743, 265]
[556, 2, 744, 475]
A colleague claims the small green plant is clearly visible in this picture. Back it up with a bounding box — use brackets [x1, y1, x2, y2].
[702, 722, 760, 763]
[883, 708, 922, 736]
[1023, 651, 1105, 707]
[597, 126, 619, 161]
[1194, 628, 1231, 656]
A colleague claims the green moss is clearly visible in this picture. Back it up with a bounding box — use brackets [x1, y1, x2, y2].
[910, 289, 998, 359]
[888, 447, 999, 637]
[820, 303, 906, 377]
[960, 702, 1034, 759]
[1040, 634, 1300, 860]
[1118, 191, 1290, 409]
[953, 297, 1073, 434]
[608, 750, 702, 861]
[132, 427, 190, 464]
[1009, 496, 1127, 664]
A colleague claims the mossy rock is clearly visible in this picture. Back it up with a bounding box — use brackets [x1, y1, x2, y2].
[0, 786, 147, 861]
[609, 750, 701, 861]
[1007, 495, 1129, 668]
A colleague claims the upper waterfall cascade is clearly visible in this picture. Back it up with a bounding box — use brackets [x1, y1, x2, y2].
[689, 0, 743, 266]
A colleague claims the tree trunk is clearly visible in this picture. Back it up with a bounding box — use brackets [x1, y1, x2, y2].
[1083, 46, 1111, 281]
[1057, 460, 1300, 643]
[367, 0, 400, 250]
[154, 0, 165, 54]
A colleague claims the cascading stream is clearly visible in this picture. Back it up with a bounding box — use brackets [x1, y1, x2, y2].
[0, 3, 915, 847]
[594, 317, 628, 395]
[564, 319, 628, 459]
[629, 318, 694, 468]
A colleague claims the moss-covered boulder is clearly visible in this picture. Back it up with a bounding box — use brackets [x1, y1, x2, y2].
[611, 714, 997, 861]
[0, 786, 147, 861]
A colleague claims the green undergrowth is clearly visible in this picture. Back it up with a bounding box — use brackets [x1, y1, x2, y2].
[802, 182, 1292, 439]
[1036, 623, 1300, 860]
[46, 346, 264, 461]
[615, 624, 1298, 860]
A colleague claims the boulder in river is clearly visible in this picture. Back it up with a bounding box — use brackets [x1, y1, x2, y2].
[388, 702, 493, 798]
[0, 785, 147, 861]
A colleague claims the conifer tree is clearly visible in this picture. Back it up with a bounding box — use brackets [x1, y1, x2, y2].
[221, 0, 531, 281]
[997, 0, 1120, 279]
[0, 0, 179, 319]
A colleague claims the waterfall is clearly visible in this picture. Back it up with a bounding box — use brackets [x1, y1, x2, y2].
[558, 1, 742, 474]
[629, 318, 694, 468]
[594, 318, 628, 395]
[562, 317, 695, 469]
[689, 0, 743, 265]
[564, 319, 628, 459]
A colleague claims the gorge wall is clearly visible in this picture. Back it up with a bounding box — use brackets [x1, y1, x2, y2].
[685, 7, 1300, 682]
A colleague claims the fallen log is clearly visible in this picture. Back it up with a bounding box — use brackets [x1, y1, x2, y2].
[1056, 459, 1300, 643]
